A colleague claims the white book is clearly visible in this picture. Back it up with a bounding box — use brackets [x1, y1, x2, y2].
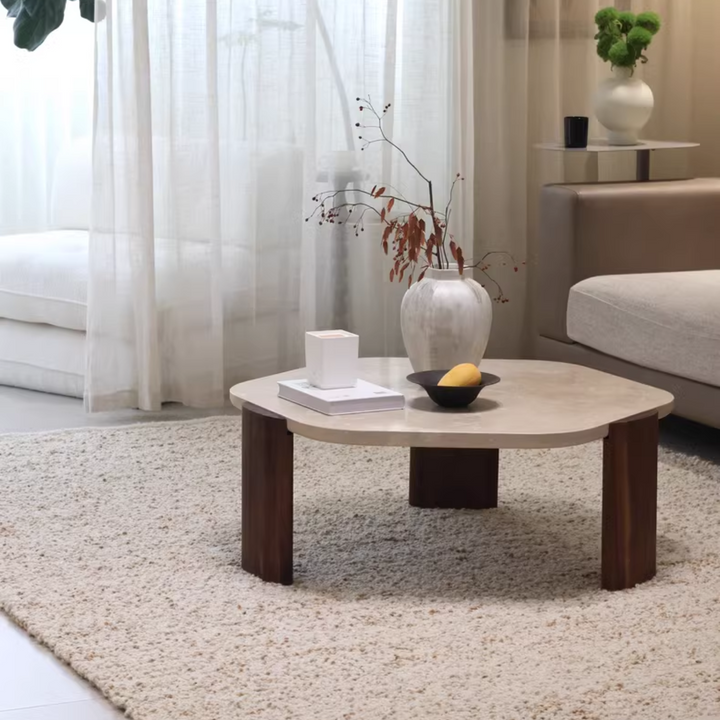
[277, 378, 405, 416]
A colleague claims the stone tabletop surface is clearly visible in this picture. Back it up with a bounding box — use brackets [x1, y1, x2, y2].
[229, 358, 674, 450]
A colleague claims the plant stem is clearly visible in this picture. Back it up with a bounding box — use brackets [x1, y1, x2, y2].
[314, 188, 435, 214]
[427, 181, 442, 268]
[466, 261, 506, 300]
[364, 100, 432, 186]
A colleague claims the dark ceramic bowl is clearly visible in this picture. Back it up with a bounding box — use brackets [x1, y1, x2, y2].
[407, 370, 501, 408]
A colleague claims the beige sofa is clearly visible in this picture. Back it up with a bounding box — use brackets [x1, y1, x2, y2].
[535, 178, 720, 429]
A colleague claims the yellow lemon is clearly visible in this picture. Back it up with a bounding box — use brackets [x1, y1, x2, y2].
[438, 363, 482, 387]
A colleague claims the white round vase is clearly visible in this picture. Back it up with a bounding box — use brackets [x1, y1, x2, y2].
[400, 267, 493, 372]
[594, 66, 654, 146]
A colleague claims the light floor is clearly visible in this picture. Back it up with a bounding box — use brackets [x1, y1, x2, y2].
[1, 386, 718, 719]
[0, 386, 238, 719]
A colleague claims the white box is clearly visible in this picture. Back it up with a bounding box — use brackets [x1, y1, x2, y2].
[305, 330, 359, 389]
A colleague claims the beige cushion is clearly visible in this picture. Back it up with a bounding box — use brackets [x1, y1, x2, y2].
[567, 271, 720, 388]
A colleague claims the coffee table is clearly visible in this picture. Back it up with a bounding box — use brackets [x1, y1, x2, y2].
[229, 358, 674, 591]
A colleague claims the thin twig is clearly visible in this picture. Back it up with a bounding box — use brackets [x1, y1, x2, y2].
[466, 261, 507, 301]
[361, 98, 431, 186]
[313, 188, 436, 214]
[442, 175, 461, 246]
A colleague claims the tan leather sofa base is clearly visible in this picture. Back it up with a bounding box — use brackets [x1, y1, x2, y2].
[536, 336, 720, 430]
[537, 178, 720, 430]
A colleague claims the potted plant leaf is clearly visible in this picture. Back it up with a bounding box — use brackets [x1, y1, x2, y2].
[1, 0, 102, 51]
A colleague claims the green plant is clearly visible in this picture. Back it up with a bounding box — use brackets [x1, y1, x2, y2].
[1, 0, 102, 51]
[594, 7, 662, 72]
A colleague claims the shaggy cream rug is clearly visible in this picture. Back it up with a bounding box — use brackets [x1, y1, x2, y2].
[1, 417, 719, 720]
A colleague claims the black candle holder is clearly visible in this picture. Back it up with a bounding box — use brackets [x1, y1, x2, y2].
[564, 116, 589, 149]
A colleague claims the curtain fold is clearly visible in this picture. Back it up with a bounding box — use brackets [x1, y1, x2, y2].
[86, 0, 475, 411]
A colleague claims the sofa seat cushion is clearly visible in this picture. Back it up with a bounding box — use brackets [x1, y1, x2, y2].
[567, 271, 720, 388]
[0, 319, 85, 397]
[0, 230, 88, 331]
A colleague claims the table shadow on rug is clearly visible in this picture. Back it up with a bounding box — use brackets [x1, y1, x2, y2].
[225, 492, 686, 602]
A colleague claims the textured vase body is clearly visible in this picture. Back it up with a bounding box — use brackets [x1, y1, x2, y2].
[594, 66, 654, 146]
[400, 267, 493, 372]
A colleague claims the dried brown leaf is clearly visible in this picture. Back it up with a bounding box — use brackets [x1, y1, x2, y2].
[389, 268, 394, 282]
[398, 262, 409, 283]
[374, 186, 386, 198]
[449, 240, 458, 261]
[400, 223, 409, 252]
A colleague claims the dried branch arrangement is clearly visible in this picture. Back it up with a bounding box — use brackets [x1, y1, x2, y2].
[307, 98, 518, 302]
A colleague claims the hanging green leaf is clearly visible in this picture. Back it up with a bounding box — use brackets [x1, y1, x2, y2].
[3, 0, 67, 51]
[78, 0, 94, 21]
[1, 0, 100, 51]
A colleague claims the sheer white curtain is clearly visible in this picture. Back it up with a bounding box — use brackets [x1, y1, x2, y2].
[0, 11, 94, 235]
[87, 0, 474, 411]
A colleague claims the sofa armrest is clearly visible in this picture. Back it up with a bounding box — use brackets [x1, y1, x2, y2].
[537, 178, 720, 343]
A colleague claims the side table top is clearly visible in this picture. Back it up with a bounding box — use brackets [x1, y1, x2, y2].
[535, 139, 699, 153]
[229, 358, 673, 450]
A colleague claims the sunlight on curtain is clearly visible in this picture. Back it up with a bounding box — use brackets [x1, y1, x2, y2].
[0, 12, 94, 234]
[87, 0, 473, 410]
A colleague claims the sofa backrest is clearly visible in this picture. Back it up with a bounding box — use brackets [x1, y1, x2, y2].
[50, 137, 92, 231]
[537, 178, 720, 344]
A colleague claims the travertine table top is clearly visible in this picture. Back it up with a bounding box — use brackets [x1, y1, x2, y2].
[229, 358, 674, 449]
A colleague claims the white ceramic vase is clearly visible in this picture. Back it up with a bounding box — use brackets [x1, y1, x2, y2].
[594, 66, 654, 146]
[400, 267, 493, 372]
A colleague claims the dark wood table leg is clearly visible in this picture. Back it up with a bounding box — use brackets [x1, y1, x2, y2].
[602, 413, 658, 591]
[409, 447, 499, 509]
[242, 403, 294, 585]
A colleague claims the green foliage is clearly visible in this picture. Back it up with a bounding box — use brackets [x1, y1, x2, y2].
[617, 11, 637, 34]
[595, 7, 619, 28]
[596, 33, 615, 62]
[636, 11, 662, 34]
[627, 26, 653, 49]
[594, 6, 662, 72]
[608, 40, 634, 68]
[1, 0, 99, 51]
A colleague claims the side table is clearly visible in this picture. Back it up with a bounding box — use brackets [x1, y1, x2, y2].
[535, 139, 699, 181]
